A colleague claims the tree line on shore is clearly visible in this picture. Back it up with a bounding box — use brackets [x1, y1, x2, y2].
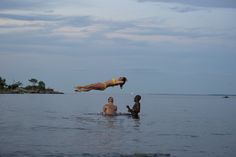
[0, 77, 63, 94]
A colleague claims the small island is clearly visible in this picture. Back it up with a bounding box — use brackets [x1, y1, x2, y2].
[0, 77, 63, 94]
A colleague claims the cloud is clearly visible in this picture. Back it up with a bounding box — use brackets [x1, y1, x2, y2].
[0, 18, 49, 34]
[0, 12, 96, 35]
[170, 6, 201, 13]
[52, 24, 107, 39]
[0, 13, 102, 54]
[63, 16, 93, 27]
[105, 21, 229, 45]
[0, 13, 62, 21]
[0, 15, 231, 50]
[0, 8, 234, 49]
[0, 0, 55, 10]
[137, 0, 236, 9]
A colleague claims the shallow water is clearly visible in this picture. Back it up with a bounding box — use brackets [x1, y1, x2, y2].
[0, 94, 235, 157]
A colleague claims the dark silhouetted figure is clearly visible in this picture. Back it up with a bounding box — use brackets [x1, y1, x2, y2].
[127, 95, 141, 118]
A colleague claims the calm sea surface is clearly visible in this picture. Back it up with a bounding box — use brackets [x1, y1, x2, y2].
[0, 94, 235, 157]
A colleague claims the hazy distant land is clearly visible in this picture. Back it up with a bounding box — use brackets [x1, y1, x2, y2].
[0, 77, 63, 94]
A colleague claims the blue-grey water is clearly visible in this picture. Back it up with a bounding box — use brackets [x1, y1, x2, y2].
[0, 94, 235, 157]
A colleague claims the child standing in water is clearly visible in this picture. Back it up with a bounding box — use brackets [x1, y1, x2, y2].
[127, 95, 141, 118]
[102, 97, 117, 116]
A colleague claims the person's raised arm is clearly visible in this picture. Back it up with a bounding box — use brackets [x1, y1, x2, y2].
[126, 105, 132, 113]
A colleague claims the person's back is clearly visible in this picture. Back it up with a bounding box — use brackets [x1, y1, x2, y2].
[103, 97, 117, 116]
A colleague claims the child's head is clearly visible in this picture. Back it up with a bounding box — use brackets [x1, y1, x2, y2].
[134, 95, 141, 102]
[108, 96, 114, 103]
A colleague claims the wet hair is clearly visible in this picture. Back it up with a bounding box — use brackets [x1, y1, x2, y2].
[135, 95, 141, 101]
[108, 97, 114, 102]
[119, 77, 127, 89]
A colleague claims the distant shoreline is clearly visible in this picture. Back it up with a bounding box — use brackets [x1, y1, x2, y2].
[0, 87, 64, 94]
[0, 77, 64, 94]
[146, 93, 236, 97]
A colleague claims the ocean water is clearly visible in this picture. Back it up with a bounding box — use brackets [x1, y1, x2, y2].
[0, 94, 235, 157]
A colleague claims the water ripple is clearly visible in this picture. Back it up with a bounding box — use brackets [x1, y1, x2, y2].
[157, 133, 199, 138]
[31, 125, 87, 131]
[211, 133, 232, 136]
[0, 152, 171, 157]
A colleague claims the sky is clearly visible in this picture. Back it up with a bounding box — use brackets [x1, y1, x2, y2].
[0, 0, 236, 94]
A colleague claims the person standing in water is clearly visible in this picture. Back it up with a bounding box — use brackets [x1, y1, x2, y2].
[127, 95, 141, 118]
[74, 77, 127, 92]
[103, 97, 117, 116]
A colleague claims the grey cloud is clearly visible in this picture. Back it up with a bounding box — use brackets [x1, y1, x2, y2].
[137, 0, 236, 8]
[0, 13, 62, 21]
[170, 6, 201, 13]
[0, 0, 54, 10]
[130, 26, 225, 39]
[0, 12, 94, 28]
[0, 11, 233, 50]
[64, 16, 93, 27]
[0, 13, 98, 51]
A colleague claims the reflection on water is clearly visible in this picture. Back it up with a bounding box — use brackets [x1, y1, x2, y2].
[0, 94, 236, 157]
